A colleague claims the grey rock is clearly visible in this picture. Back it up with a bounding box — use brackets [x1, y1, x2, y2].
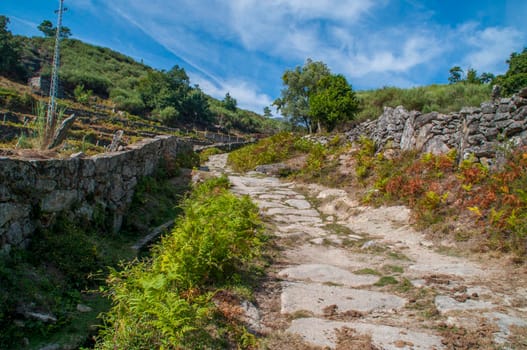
[240, 300, 263, 334]
[24, 311, 57, 323]
[0, 203, 31, 227]
[435, 295, 494, 314]
[41, 190, 78, 212]
[288, 318, 445, 350]
[423, 137, 450, 155]
[281, 281, 406, 315]
[278, 264, 378, 287]
[38, 344, 60, 350]
[76, 304, 93, 313]
[285, 199, 311, 210]
[485, 312, 527, 344]
[48, 113, 77, 149]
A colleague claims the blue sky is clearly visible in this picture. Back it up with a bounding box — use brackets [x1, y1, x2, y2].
[2, 1, 526, 115]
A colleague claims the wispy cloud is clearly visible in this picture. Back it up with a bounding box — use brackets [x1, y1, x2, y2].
[191, 74, 273, 114]
[462, 25, 524, 73]
[66, 0, 526, 110]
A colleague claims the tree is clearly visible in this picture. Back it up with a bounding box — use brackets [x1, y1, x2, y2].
[263, 106, 272, 118]
[0, 16, 23, 79]
[273, 58, 331, 133]
[38, 19, 72, 38]
[223, 92, 237, 111]
[309, 74, 360, 132]
[448, 66, 463, 84]
[479, 72, 495, 84]
[465, 68, 480, 84]
[181, 88, 211, 123]
[137, 65, 190, 112]
[493, 48, 527, 95]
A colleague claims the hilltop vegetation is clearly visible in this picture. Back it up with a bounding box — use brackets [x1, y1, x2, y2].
[0, 15, 283, 140]
[273, 49, 527, 131]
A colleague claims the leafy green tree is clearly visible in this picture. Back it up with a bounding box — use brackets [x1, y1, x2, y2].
[448, 66, 464, 84]
[222, 92, 237, 111]
[273, 58, 331, 133]
[137, 65, 190, 112]
[263, 106, 272, 118]
[466, 68, 480, 84]
[309, 74, 360, 132]
[38, 19, 72, 38]
[479, 72, 495, 84]
[493, 48, 527, 95]
[181, 88, 211, 123]
[0, 16, 24, 80]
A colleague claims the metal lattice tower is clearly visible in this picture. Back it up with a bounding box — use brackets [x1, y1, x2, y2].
[46, 0, 67, 134]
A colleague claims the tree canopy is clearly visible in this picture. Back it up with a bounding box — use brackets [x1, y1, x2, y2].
[274, 59, 360, 133]
[309, 74, 360, 132]
[222, 92, 237, 111]
[0, 16, 24, 80]
[493, 48, 527, 95]
[38, 19, 72, 38]
[273, 59, 331, 132]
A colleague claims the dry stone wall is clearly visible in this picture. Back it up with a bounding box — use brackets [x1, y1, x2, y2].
[0, 135, 192, 252]
[347, 89, 527, 163]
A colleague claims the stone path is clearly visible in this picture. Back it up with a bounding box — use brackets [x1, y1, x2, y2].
[205, 154, 527, 349]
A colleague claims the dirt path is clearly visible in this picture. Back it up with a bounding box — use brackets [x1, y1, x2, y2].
[205, 154, 527, 349]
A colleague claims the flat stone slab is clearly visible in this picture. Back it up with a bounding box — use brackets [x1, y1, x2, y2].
[285, 198, 311, 209]
[266, 208, 320, 217]
[435, 295, 495, 314]
[484, 312, 527, 344]
[281, 281, 406, 315]
[278, 264, 378, 287]
[316, 188, 348, 199]
[408, 261, 484, 277]
[288, 318, 445, 349]
[277, 224, 327, 235]
[273, 214, 323, 224]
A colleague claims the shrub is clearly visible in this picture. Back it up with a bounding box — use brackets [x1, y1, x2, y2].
[96, 177, 264, 349]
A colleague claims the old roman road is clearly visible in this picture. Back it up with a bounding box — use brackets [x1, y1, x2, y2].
[204, 153, 527, 349]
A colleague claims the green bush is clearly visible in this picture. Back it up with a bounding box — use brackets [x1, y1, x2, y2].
[356, 83, 491, 122]
[227, 132, 298, 172]
[199, 147, 223, 164]
[96, 177, 264, 349]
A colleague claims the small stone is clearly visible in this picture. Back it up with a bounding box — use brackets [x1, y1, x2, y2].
[70, 151, 85, 158]
[76, 304, 93, 313]
[361, 240, 377, 249]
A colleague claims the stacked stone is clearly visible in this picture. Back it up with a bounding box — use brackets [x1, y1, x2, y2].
[346, 89, 527, 159]
[0, 135, 191, 252]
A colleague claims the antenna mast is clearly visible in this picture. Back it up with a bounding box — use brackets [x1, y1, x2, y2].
[46, 0, 67, 143]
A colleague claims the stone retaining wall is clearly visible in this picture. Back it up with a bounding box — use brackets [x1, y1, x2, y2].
[346, 89, 527, 163]
[0, 135, 192, 252]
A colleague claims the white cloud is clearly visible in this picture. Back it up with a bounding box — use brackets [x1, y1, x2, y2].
[462, 26, 524, 73]
[191, 74, 273, 114]
[85, 0, 526, 111]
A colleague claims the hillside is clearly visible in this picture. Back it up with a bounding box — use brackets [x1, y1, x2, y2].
[0, 30, 283, 154]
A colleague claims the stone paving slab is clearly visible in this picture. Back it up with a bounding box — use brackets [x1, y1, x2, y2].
[435, 295, 495, 313]
[284, 198, 312, 209]
[281, 281, 406, 315]
[265, 207, 320, 217]
[278, 264, 378, 287]
[288, 318, 445, 349]
[273, 214, 323, 224]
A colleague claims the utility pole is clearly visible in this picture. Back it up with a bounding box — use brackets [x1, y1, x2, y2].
[45, 0, 67, 146]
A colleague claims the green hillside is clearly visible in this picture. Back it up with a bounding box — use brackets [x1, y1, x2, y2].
[0, 16, 283, 138]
